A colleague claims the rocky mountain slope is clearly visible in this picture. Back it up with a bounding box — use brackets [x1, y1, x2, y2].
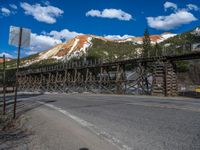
[0, 58, 12, 63]
[22, 32, 177, 66]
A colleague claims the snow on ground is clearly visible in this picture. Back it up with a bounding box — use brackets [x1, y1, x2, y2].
[64, 37, 93, 61]
[157, 33, 177, 43]
[38, 44, 64, 60]
[64, 38, 80, 60]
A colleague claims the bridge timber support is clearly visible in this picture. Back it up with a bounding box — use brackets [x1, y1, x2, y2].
[17, 56, 182, 97]
[152, 61, 177, 96]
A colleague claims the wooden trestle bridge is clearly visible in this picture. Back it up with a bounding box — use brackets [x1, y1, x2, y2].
[17, 52, 200, 97]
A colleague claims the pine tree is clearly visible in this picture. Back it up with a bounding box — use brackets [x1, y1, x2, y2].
[142, 28, 152, 57]
[154, 42, 162, 57]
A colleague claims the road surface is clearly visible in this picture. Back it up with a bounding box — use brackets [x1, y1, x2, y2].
[4, 93, 200, 150]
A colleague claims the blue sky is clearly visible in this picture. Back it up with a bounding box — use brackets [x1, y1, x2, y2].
[0, 0, 200, 58]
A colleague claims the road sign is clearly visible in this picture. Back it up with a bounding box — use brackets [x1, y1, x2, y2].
[8, 26, 31, 119]
[9, 26, 31, 48]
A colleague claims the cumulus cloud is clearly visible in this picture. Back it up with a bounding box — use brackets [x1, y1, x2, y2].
[29, 33, 62, 54]
[9, 4, 18, 9]
[0, 52, 14, 58]
[86, 8, 132, 21]
[1, 7, 11, 16]
[48, 29, 82, 41]
[104, 35, 134, 40]
[164, 2, 177, 11]
[20, 2, 64, 24]
[147, 10, 197, 30]
[187, 4, 199, 11]
[147, 2, 198, 30]
[0, 5, 18, 17]
[28, 29, 82, 55]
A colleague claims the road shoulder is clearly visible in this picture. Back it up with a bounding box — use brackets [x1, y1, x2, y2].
[23, 103, 119, 150]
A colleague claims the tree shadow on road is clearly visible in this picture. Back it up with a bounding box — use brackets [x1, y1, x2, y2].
[0, 93, 56, 119]
[0, 93, 43, 103]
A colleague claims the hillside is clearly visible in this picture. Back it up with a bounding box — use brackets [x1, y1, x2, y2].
[160, 27, 200, 55]
[17, 32, 176, 67]
[3, 27, 200, 69]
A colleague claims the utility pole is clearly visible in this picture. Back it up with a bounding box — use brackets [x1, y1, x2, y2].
[13, 27, 22, 119]
[3, 54, 6, 115]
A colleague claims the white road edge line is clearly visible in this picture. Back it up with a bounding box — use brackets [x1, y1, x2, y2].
[37, 101, 132, 150]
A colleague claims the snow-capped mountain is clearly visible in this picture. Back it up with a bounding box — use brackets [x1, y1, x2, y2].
[23, 35, 107, 65]
[23, 32, 176, 66]
[192, 27, 200, 36]
[119, 32, 176, 44]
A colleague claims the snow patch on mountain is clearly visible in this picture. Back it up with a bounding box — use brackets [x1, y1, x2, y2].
[64, 36, 93, 61]
[114, 32, 176, 44]
[192, 27, 200, 36]
[39, 44, 65, 60]
[157, 33, 177, 43]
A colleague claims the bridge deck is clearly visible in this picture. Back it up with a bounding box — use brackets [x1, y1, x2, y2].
[18, 52, 200, 75]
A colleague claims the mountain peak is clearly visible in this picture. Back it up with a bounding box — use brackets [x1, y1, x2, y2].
[23, 32, 177, 66]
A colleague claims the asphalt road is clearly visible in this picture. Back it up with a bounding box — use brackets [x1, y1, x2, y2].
[7, 93, 200, 150]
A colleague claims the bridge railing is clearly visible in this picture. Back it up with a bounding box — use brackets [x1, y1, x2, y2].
[17, 49, 200, 75]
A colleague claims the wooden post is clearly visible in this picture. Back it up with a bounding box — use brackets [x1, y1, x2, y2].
[123, 65, 126, 94]
[63, 70, 67, 92]
[116, 65, 124, 94]
[99, 67, 103, 92]
[85, 68, 89, 91]
[47, 73, 51, 92]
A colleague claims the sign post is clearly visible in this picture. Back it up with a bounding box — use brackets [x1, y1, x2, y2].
[9, 26, 31, 119]
[3, 54, 6, 115]
[13, 28, 22, 119]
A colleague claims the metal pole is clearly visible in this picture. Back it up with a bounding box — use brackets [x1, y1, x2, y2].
[3, 54, 6, 115]
[13, 27, 22, 119]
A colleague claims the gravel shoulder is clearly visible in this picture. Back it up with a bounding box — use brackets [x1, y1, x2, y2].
[17, 103, 118, 150]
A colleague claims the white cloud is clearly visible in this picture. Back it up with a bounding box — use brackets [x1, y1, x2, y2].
[9, 4, 18, 9]
[28, 29, 82, 55]
[0, 52, 14, 58]
[147, 10, 197, 30]
[29, 33, 62, 54]
[147, 2, 198, 30]
[187, 4, 199, 11]
[20, 2, 64, 24]
[104, 35, 134, 40]
[49, 29, 82, 41]
[43, 1, 50, 5]
[86, 8, 132, 21]
[0, 5, 17, 17]
[164, 2, 177, 11]
[1, 7, 11, 16]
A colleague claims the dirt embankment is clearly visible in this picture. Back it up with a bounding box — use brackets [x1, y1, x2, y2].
[0, 114, 30, 150]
